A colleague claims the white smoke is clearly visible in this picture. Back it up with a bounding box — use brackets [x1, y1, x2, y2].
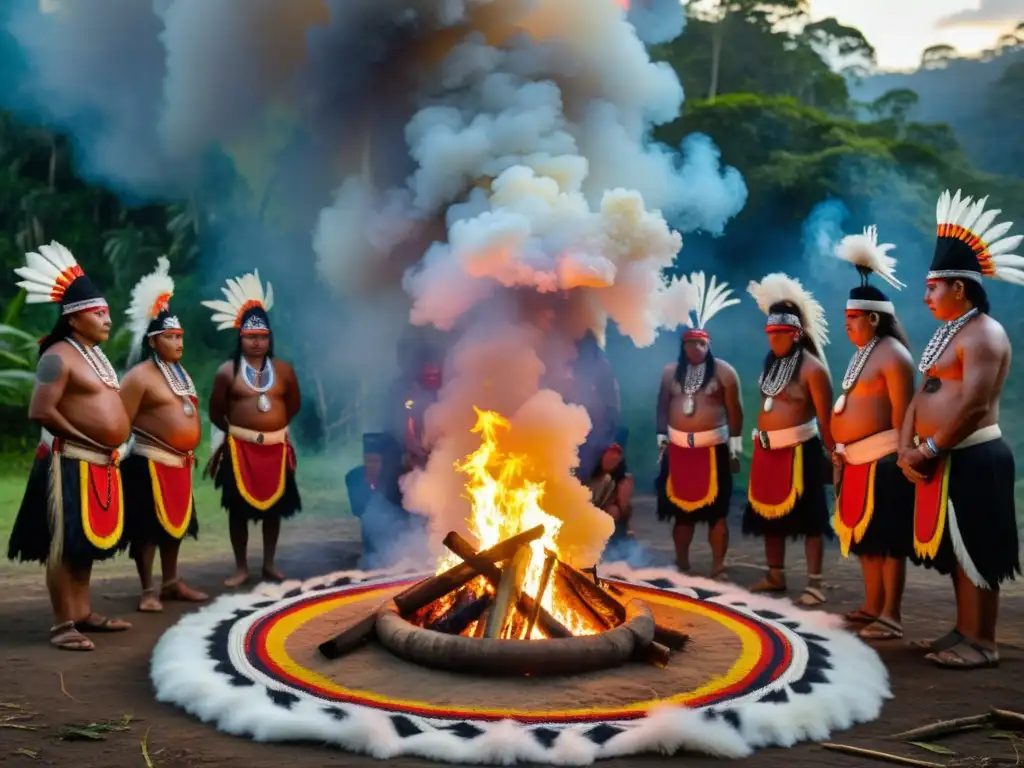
[5, 0, 748, 565]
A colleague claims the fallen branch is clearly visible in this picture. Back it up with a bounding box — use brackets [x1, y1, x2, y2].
[990, 708, 1024, 731]
[891, 713, 992, 740]
[821, 743, 943, 768]
[141, 726, 155, 768]
[58, 671, 77, 702]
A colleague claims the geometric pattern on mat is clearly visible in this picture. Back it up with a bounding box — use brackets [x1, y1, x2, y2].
[151, 564, 891, 764]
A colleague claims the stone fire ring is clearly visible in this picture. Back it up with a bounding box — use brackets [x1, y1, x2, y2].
[374, 597, 655, 676]
[151, 566, 891, 765]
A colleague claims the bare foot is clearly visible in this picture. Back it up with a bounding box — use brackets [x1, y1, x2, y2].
[138, 589, 163, 613]
[262, 565, 286, 583]
[160, 580, 209, 603]
[224, 569, 249, 588]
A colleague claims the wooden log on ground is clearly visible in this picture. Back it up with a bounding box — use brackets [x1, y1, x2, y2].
[990, 708, 1024, 731]
[444, 532, 572, 639]
[392, 524, 545, 616]
[484, 545, 531, 638]
[318, 612, 379, 659]
[524, 550, 557, 638]
[820, 743, 943, 768]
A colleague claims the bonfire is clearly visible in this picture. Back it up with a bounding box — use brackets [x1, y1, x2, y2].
[319, 409, 687, 676]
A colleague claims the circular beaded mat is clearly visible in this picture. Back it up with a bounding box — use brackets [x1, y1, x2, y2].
[152, 566, 890, 764]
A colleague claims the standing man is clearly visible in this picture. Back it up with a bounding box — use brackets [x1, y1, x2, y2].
[203, 271, 303, 587]
[898, 189, 1021, 669]
[830, 228, 916, 640]
[655, 272, 743, 578]
[119, 257, 208, 612]
[745, 273, 834, 607]
[7, 242, 132, 650]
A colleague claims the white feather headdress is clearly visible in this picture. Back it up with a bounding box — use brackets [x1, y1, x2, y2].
[14, 241, 107, 315]
[685, 271, 740, 333]
[930, 189, 1024, 285]
[834, 226, 904, 290]
[747, 272, 829, 360]
[125, 256, 177, 365]
[200, 271, 275, 333]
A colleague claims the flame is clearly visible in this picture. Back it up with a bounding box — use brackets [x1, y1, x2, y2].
[437, 407, 596, 638]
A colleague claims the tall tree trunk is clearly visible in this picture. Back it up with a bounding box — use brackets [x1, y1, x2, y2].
[708, 17, 725, 101]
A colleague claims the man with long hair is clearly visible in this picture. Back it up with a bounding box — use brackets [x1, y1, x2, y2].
[118, 257, 208, 612]
[830, 228, 916, 640]
[898, 189, 1021, 669]
[655, 273, 743, 578]
[7, 242, 132, 650]
[203, 272, 303, 587]
[744, 273, 834, 606]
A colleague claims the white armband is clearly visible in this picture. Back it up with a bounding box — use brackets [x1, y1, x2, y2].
[728, 435, 742, 457]
[657, 433, 668, 449]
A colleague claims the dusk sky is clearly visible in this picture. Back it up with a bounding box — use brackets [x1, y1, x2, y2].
[806, 0, 1022, 70]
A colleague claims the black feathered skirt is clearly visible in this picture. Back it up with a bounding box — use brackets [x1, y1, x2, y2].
[7, 441, 128, 568]
[910, 434, 1019, 589]
[834, 451, 914, 559]
[743, 434, 833, 540]
[208, 433, 302, 522]
[122, 453, 199, 557]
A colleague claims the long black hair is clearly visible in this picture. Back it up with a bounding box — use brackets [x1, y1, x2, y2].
[38, 315, 73, 358]
[944, 277, 990, 315]
[674, 334, 717, 387]
[875, 312, 912, 352]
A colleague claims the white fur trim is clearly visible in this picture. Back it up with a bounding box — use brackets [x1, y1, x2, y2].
[151, 566, 891, 764]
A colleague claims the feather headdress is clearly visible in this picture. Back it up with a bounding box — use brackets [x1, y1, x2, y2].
[747, 272, 829, 361]
[125, 256, 179, 365]
[834, 225, 904, 315]
[683, 271, 740, 341]
[14, 241, 107, 315]
[201, 271, 274, 334]
[929, 189, 1024, 286]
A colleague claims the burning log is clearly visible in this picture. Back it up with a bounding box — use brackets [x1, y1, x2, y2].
[555, 562, 673, 667]
[557, 562, 689, 652]
[426, 593, 491, 635]
[319, 525, 545, 659]
[524, 550, 557, 638]
[484, 545, 531, 639]
[443, 532, 572, 638]
[393, 524, 545, 616]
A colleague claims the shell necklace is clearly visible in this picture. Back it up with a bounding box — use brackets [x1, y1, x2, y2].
[834, 336, 879, 414]
[66, 337, 119, 390]
[156, 357, 198, 416]
[681, 362, 707, 416]
[759, 349, 800, 413]
[242, 357, 275, 413]
[918, 308, 978, 374]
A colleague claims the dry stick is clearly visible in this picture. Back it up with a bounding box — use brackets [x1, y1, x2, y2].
[821, 743, 944, 768]
[141, 726, 156, 768]
[58, 671, 77, 702]
[891, 713, 993, 741]
[444, 532, 572, 639]
[990, 708, 1024, 731]
[524, 550, 557, 638]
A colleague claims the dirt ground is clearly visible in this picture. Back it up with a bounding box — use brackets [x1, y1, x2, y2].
[2, 500, 1023, 768]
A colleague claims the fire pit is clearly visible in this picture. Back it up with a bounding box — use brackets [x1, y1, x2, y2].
[318, 524, 687, 676]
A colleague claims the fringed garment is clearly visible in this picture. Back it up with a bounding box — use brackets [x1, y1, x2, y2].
[656, 426, 733, 525]
[910, 426, 1019, 589]
[122, 436, 199, 557]
[7, 439, 128, 568]
[208, 426, 302, 522]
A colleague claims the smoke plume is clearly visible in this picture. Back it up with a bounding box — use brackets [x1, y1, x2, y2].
[4, 0, 749, 566]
